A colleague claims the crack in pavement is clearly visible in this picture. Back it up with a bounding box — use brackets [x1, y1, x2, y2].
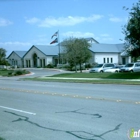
[55, 108, 102, 118]
[4, 111, 122, 140]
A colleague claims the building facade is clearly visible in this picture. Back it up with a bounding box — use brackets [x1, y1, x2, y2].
[7, 40, 131, 68]
[7, 51, 26, 68]
[89, 43, 131, 65]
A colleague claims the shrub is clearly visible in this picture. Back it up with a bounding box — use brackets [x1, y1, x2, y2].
[85, 63, 92, 69]
[8, 72, 13, 76]
[62, 64, 72, 70]
[71, 65, 86, 71]
[15, 70, 23, 75]
[46, 64, 54, 68]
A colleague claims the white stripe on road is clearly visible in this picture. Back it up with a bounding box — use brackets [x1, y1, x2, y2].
[0, 105, 36, 115]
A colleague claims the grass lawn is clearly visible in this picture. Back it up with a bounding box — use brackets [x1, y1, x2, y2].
[23, 77, 140, 85]
[0, 69, 13, 76]
[23, 72, 140, 85]
[49, 72, 140, 79]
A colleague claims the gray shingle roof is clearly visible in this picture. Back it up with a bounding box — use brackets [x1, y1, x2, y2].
[7, 51, 27, 58]
[14, 51, 27, 58]
[34, 45, 59, 55]
[90, 43, 125, 53]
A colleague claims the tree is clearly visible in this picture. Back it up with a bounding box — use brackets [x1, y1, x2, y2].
[123, 0, 140, 59]
[62, 37, 92, 72]
[0, 48, 7, 65]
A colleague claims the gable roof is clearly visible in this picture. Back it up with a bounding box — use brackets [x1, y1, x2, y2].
[35, 45, 59, 55]
[85, 37, 99, 44]
[23, 45, 59, 58]
[14, 51, 27, 58]
[7, 51, 27, 59]
[90, 43, 125, 53]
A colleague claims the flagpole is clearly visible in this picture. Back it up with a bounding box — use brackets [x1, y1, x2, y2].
[58, 30, 61, 65]
[50, 30, 60, 65]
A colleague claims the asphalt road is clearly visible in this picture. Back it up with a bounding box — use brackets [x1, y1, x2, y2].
[0, 69, 140, 140]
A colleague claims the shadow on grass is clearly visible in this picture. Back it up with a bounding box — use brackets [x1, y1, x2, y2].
[106, 72, 140, 79]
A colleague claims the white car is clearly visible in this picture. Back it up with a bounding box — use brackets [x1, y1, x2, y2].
[104, 66, 122, 73]
[120, 62, 140, 72]
[89, 63, 116, 73]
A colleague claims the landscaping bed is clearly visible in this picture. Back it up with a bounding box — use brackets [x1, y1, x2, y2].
[0, 69, 30, 76]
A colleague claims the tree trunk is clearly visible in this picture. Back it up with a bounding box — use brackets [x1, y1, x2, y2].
[79, 63, 82, 73]
[75, 63, 77, 73]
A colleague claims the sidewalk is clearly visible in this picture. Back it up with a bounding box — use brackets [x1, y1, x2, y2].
[38, 76, 140, 81]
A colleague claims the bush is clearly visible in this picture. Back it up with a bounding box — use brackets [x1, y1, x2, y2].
[91, 62, 98, 68]
[71, 65, 86, 71]
[8, 70, 29, 76]
[15, 70, 23, 75]
[0, 60, 10, 65]
[46, 64, 54, 68]
[85, 63, 92, 69]
[62, 64, 72, 70]
[8, 72, 13, 76]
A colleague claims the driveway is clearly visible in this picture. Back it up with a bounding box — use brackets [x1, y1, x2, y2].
[24, 68, 65, 77]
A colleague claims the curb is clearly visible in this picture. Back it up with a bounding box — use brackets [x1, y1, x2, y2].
[37, 77, 140, 81]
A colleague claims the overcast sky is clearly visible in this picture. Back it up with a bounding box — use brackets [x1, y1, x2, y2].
[0, 0, 138, 56]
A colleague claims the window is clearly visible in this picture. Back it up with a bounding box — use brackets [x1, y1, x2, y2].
[135, 63, 140, 67]
[95, 64, 103, 68]
[43, 59, 45, 67]
[111, 58, 113, 63]
[29, 60, 31, 67]
[107, 58, 109, 63]
[125, 63, 134, 67]
[103, 58, 106, 63]
[104, 64, 114, 67]
[26, 60, 28, 67]
[12, 60, 14, 65]
[40, 59, 42, 67]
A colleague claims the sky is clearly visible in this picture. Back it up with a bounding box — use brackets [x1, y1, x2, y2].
[0, 0, 139, 56]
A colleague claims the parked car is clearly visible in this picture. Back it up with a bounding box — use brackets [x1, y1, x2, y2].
[120, 62, 140, 72]
[104, 65, 123, 73]
[89, 63, 116, 73]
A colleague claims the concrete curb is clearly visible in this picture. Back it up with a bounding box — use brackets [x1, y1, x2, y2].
[37, 76, 140, 81]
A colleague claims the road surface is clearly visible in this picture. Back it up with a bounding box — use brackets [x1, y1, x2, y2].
[0, 76, 140, 140]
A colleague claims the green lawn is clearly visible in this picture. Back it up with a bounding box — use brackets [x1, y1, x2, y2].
[23, 72, 140, 85]
[0, 69, 12, 76]
[49, 72, 140, 79]
[23, 77, 140, 85]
